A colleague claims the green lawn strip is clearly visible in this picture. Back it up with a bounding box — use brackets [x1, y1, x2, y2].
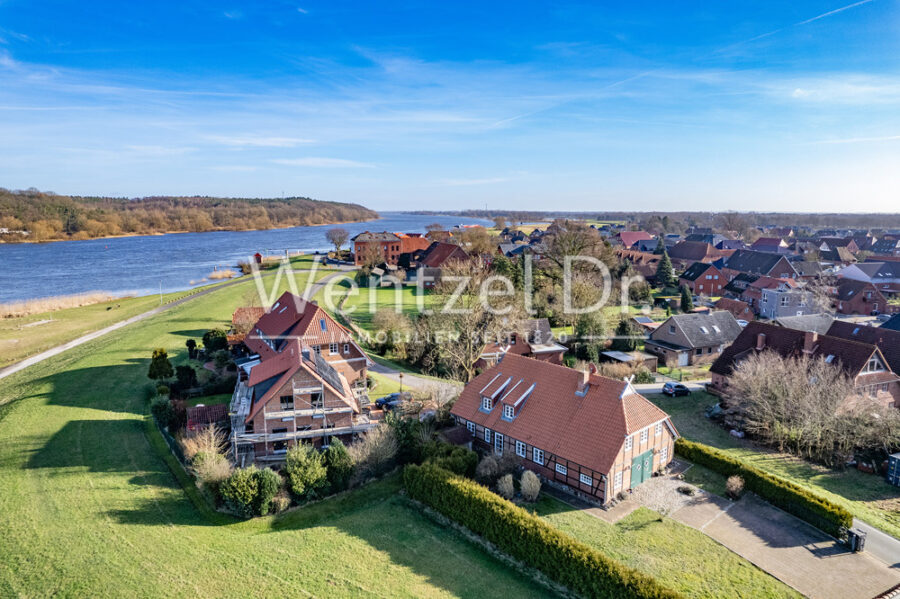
[0, 274, 555, 598]
[369, 372, 403, 399]
[534, 497, 801, 598]
[681, 463, 729, 496]
[648, 391, 900, 538]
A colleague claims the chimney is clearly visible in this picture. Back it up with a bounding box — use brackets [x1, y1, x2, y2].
[576, 365, 592, 396]
[803, 331, 818, 354]
[756, 333, 766, 351]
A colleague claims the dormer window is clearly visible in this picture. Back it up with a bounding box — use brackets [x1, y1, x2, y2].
[865, 357, 884, 373]
[503, 404, 515, 420]
[481, 396, 492, 411]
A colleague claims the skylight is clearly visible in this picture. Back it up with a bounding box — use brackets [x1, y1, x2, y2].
[700, 326, 709, 334]
[825, 354, 835, 363]
[320, 318, 327, 332]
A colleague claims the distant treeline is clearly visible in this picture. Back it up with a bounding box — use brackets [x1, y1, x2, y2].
[414, 209, 900, 231]
[0, 188, 378, 242]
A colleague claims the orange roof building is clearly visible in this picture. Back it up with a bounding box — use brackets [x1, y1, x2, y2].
[451, 354, 677, 504]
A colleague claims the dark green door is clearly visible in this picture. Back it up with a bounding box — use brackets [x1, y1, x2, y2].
[631, 450, 653, 489]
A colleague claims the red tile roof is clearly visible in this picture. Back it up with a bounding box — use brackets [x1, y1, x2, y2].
[245, 291, 354, 358]
[617, 231, 653, 248]
[451, 354, 675, 475]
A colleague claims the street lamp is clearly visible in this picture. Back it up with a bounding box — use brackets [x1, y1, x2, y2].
[399, 373, 404, 393]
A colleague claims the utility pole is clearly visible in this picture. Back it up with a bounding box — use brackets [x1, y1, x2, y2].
[159, 281, 163, 304]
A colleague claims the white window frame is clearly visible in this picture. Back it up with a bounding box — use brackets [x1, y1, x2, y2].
[515, 440, 526, 458]
[466, 421, 475, 434]
[614, 471, 623, 490]
[660, 446, 668, 463]
[503, 404, 515, 419]
[481, 396, 491, 411]
[655, 422, 662, 436]
[580, 473, 592, 486]
[640, 428, 648, 444]
[329, 342, 338, 355]
[555, 463, 567, 476]
[343, 343, 350, 354]
[624, 435, 633, 451]
[494, 432, 504, 455]
[484, 428, 491, 443]
[533, 447, 544, 465]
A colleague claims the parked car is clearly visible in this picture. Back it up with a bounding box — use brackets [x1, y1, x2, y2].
[374, 391, 412, 409]
[662, 382, 691, 397]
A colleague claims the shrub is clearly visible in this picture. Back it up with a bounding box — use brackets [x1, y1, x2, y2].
[213, 350, 232, 370]
[156, 384, 170, 396]
[677, 485, 695, 496]
[175, 365, 197, 388]
[285, 444, 327, 499]
[194, 452, 232, 497]
[150, 397, 173, 427]
[675, 438, 852, 537]
[423, 441, 478, 478]
[181, 425, 227, 461]
[385, 412, 424, 465]
[726, 475, 744, 499]
[520, 470, 541, 502]
[148, 347, 173, 380]
[202, 328, 228, 353]
[220, 467, 260, 518]
[496, 473, 515, 499]
[404, 464, 682, 599]
[324, 439, 354, 493]
[271, 491, 291, 514]
[475, 456, 499, 485]
[634, 369, 655, 384]
[348, 424, 398, 484]
[254, 468, 282, 515]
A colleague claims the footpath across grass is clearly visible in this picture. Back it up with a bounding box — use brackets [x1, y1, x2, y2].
[534, 497, 800, 598]
[648, 391, 900, 538]
[0, 276, 555, 598]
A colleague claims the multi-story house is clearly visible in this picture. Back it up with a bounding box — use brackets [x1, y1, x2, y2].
[723, 249, 798, 279]
[758, 282, 813, 319]
[678, 262, 724, 296]
[840, 261, 900, 298]
[352, 231, 431, 266]
[831, 279, 892, 316]
[709, 321, 900, 408]
[229, 292, 374, 464]
[451, 354, 678, 505]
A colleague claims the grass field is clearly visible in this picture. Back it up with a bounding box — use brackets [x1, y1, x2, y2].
[314, 276, 434, 335]
[535, 498, 800, 598]
[0, 276, 555, 598]
[648, 391, 900, 538]
[0, 269, 336, 370]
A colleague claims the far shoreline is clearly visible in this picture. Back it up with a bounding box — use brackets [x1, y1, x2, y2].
[0, 215, 384, 246]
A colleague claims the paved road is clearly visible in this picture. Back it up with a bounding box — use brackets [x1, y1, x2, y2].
[0, 270, 344, 382]
[855, 518, 900, 568]
[369, 361, 462, 393]
[633, 379, 710, 393]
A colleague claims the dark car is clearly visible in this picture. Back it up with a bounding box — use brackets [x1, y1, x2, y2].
[374, 391, 412, 409]
[662, 382, 691, 397]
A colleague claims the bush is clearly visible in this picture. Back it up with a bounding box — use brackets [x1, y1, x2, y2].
[496, 473, 514, 499]
[194, 452, 232, 497]
[271, 491, 291, 514]
[475, 456, 499, 485]
[726, 475, 744, 499]
[675, 439, 852, 537]
[634, 369, 655, 384]
[254, 468, 282, 515]
[677, 485, 695, 496]
[386, 412, 424, 465]
[202, 328, 228, 353]
[423, 441, 478, 478]
[285, 443, 328, 500]
[404, 464, 682, 599]
[150, 397, 173, 427]
[156, 384, 170, 396]
[175, 364, 197, 388]
[220, 467, 260, 518]
[348, 424, 398, 484]
[181, 425, 227, 461]
[213, 349, 232, 370]
[520, 470, 541, 502]
[324, 439, 354, 493]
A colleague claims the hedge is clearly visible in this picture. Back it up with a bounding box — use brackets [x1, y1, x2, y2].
[403, 464, 682, 599]
[674, 438, 852, 537]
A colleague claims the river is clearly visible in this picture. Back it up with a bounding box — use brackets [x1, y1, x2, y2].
[0, 212, 491, 303]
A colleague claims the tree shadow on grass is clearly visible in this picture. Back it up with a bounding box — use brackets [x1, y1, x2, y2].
[169, 329, 208, 338]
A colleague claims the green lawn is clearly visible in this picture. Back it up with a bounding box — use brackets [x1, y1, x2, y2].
[314, 276, 433, 335]
[648, 391, 900, 538]
[0, 276, 553, 598]
[369, 372, 403, 400]
[535, 498, 800, 598]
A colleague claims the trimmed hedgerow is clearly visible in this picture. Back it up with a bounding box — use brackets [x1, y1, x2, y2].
[675, 438, 852, 537]
[403, 464, 682, 599]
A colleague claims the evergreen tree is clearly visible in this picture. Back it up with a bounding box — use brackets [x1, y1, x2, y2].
[147, 348, 173, 381]
[185, 338, 197, 359]
[324, 439, 353, 493]
[655, 251, 674, 286]
[680, 285, 694, 313]
[610, 318, 639, 352]
[653, 237, 665, 255]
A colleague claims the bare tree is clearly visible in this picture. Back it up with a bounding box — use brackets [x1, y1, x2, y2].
[326, 227, 350, 253]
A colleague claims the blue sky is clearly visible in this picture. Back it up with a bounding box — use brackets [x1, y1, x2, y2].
[0, 1, 898, 212]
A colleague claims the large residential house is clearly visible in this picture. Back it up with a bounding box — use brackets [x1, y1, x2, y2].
[478, 318, 567, 368]
[709, 321, 900, 407]
[403, 241, 470, 288]
[758, 281, 813, 320]
[668, 241, 724, 269]
[615, 249, 662, 281]
[615, 231, 654, 249]
[352, 231, 431, 266]
[714, 297, 754, 321]
[750, 237, 790, 254]
[831, 279, 892, 316]
[644, 311, 743, 367]
[871, 238, 900, 257]
[230, 292, 374, 464]
[678, 262, 724, 296]
[724, 250, 798, 279]
[451, 354, 678, 504]
[739, 276, 799, 313]
[827, 320, 900, 378]
[840, 261, 900, 297]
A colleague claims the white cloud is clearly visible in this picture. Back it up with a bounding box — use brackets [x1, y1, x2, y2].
[206, 135, 315, 147]
[223, 11, 243, 20]
[813, 134, 900, 144]
[297, 7, 308, 14]
[272, 157, 375, 168]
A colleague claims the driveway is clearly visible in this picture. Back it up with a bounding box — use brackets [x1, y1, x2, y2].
[669, 487, 900, 599]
